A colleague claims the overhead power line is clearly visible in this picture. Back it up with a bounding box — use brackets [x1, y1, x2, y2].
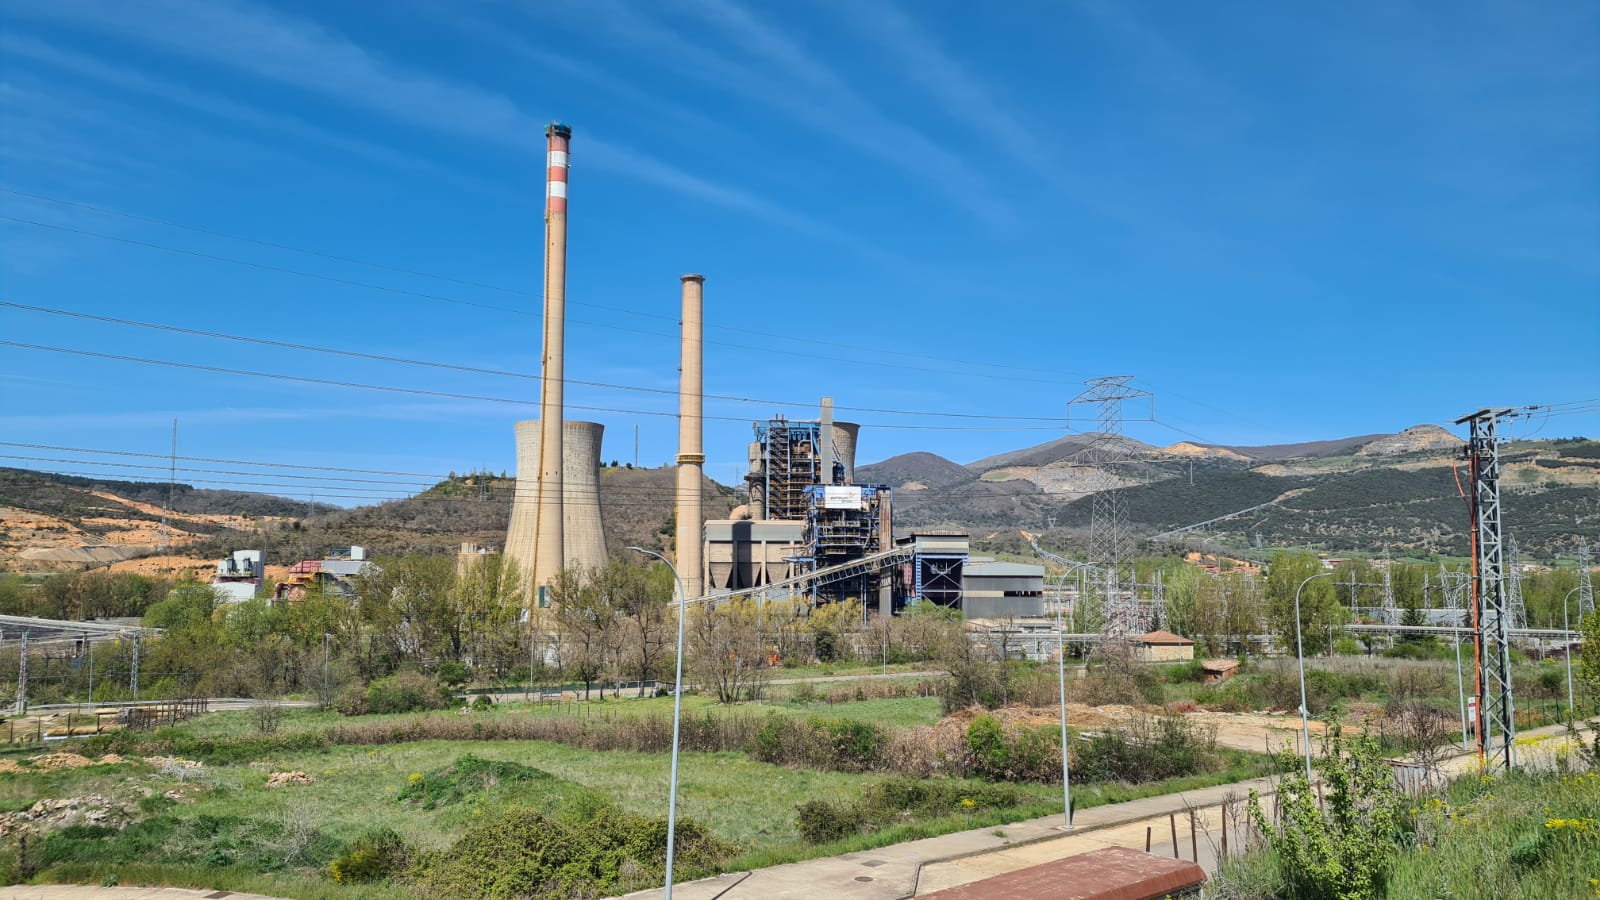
[0, 212, 1076, 386]
[1, 187, 1085, 382]
[0, 340, 1064, 431]
[0, 300, 1064, 422]
[0, 440, 452, 479]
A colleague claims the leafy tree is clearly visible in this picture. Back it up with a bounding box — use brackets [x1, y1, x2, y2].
[1266, 551, 1346, 656]
[809, 598, 864, 663]
[451, 552, 525, 674]
[143, 579, 220, 631]
[353, 555, 455, 667]
[1579, 609, 1600, 706]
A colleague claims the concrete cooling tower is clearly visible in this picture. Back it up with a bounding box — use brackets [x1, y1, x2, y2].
[831, 422, 860, 484]
[505, 419, 607, 589]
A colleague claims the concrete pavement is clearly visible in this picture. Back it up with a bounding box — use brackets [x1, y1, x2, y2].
[619, 774, 1280, 900]
[0, 888, 281, 899]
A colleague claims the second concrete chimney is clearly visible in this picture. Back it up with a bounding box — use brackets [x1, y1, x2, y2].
[675, 274, 706, 600]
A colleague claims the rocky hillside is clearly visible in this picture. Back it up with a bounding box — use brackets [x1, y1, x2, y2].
[1355, 424, 1461, 456]
[0, 468, 324, 571]
[1, 465, 735, 574]
[868, 432, 1600, 559]
[855, 451, 972, 489]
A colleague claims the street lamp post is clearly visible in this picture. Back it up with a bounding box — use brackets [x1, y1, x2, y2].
[1562, 586, 1582, 716]
[630, 547, 689, 900]
[1053, 561, 1094, 828]
[1293, 571, 1335, 782]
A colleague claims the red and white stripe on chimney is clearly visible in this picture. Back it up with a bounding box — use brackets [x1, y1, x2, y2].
[546, 123, 571, 216]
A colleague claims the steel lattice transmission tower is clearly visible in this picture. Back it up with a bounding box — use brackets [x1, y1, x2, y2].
[1381, 547, 1398, 625]
[1070, 376, 1152, 640]
[1579, 541, 1595, 618]
[1506, 536, 1528, 631]
[1456, 408, 1519, 773]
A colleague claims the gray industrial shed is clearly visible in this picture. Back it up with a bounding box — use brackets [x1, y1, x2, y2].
[961, 560, 1046, 619]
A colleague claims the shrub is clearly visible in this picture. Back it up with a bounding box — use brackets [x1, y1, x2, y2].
[967, 715, 1009, 777]
[1247, 725, 1409, 900]
[365, 671, 451, 714]
[750, 715, 889, 773]
[252, 702, 284, 735]
[436, 660, 471, 687]
[418, 803, 732, 898]
[794, 779, 1026, 844]
[816, 718, 887, 773]
[470, 694, 494, 711]
[795, 800, 864, 843]
[335, 683, 368, 716]
[1074, 715, 1219, 785]
[789, 680, 820, 704]
[1333, 638, 1364, 656]
[964, 714, 1061, 783]
[1162, 659, 1206, 683]
[329, 828, 409, 884]
[398, 755, 554, 810]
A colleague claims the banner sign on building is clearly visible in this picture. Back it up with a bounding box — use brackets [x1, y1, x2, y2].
[822, 486, 865, 510]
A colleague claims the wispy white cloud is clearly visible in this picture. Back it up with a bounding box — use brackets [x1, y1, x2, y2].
[808, 0, 1237, 244]
[2, 34, 502, 196]
[2, 0, 850, 239]
[0, 401, 517, 432]
[824, 0, 1056, 175]
[557, 0, 1010, 225]
[1070, 0, 1239, 114]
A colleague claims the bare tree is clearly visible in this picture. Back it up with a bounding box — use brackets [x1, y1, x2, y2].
[551, 566, 614, 700]
[591, 559, 656, 697]
[941, 624, 997, 710]
[688, 598, 769, 703]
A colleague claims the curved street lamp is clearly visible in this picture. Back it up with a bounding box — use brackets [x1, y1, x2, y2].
[1293, 571, 1336, 781]
[1561, 585, 1582, 716]
[629, 547, 689, 900]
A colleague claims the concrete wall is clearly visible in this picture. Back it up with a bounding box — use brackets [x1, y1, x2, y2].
[704, 519, 803, 590]
[962, 595, 1046, 619]
[1135, 643, 1195, 663]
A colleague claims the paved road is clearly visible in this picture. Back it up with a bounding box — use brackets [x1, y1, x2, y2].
[482, 670, 942, 704]
[0, 888, 280, 899]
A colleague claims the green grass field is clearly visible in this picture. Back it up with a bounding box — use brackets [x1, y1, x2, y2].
[4, 692, 1277, 898]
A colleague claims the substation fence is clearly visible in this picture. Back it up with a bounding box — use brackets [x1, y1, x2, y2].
[0, 698, 212, 747]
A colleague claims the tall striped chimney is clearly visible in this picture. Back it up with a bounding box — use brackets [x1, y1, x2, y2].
[676, 274, 706, 601]
[532, 122, 572, 599]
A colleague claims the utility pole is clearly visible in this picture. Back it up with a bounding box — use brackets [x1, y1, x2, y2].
[323, 633, 332, 709]
[15, 631, 27, 714]
[158, 418, 177, 552]
[1456, 408, 1519, 772]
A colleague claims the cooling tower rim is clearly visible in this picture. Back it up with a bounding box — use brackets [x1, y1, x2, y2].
[513, 419, 607, 428]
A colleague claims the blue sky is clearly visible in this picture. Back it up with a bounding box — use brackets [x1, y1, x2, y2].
[1, 0, 1596, 505]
